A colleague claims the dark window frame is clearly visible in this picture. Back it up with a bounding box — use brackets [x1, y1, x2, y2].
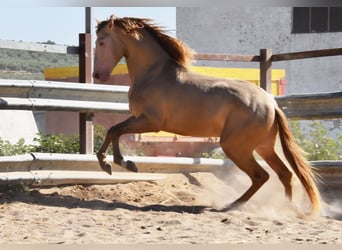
[292, 7, 342, 34]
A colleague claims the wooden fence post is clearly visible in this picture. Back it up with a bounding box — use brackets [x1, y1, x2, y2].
[260, 48, 272, 93]
[79, 7, 94, 154]
[79, 33, 93, 154]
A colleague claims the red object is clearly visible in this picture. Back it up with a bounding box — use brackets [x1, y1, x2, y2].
[279, 78, 287, 96]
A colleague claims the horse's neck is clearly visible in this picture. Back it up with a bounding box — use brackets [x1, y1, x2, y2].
[124, 31, 170, 83]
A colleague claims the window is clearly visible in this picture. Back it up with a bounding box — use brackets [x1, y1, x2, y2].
[330, 7, 342, 32]
[293, 8, 310, 33]
[292, 7, 342, 33]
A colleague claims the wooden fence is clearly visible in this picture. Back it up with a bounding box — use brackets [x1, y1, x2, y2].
[195, 48, 342, 92]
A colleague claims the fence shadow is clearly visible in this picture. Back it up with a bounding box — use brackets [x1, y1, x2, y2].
[0, 188, 207, 214]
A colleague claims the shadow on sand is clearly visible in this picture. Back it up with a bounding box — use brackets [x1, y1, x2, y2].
[0, 188, 208, 214]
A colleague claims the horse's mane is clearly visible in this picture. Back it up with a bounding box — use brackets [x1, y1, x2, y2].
[97, 16, 194, 68]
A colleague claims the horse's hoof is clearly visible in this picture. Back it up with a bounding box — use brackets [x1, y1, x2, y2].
[126, 160, 138, 172]
[101, 162, 112, 175]
[210, 202, 242, 213]
[222, 202, 242, 212]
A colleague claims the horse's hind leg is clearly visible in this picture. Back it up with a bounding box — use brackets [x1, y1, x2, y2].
[220, 142, 270, 210]
[256, 140, 293, 201]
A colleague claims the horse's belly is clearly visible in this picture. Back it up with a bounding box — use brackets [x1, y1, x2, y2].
[163, 108, 226, 137]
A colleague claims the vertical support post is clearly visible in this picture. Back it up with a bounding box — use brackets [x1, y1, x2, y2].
[79, 7, 93, 154]
[260, 48, 273, 93]
[85, 7, 92, 33]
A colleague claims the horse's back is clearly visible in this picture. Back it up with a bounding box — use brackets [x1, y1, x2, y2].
[177, 70, 275, 109]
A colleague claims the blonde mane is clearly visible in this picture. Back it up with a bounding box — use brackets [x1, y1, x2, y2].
[97, 16, 194, 68]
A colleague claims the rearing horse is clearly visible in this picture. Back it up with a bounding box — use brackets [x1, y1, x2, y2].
[93, 15, 321, 216]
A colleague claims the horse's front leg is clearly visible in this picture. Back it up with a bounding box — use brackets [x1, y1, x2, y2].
[97, 115, 159, 175]
[97, 128, 114, 175]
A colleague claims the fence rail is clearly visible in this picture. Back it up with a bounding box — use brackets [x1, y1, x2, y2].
[276, 91, 342, 120]
[0, 79, 129, 113]
[272, 48, 342, 61]
[194, 53, 260, 62]
[0, 153, 341, 188]
[1, 80, 342, 120]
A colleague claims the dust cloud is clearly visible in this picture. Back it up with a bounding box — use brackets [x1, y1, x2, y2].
[194, 162, 342, 220]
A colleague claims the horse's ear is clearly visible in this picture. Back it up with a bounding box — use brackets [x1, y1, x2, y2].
[96, 19, 101, 25]
[108, 15, 116, 30]
[108, 19, 114, 30]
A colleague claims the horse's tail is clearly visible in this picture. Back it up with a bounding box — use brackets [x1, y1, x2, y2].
[275, 107, 321, 216]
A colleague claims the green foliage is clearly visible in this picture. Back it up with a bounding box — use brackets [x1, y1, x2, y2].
[202, 148, 225, 159]
[32, 133, 79, 154]
[0, 138, 33, 156]
[41, 40, 56, 45]
[289, 120, 342, 161]
[0, 125, 109, 156]
[0, 47, 78, 80]
[94, 125, 107, 153]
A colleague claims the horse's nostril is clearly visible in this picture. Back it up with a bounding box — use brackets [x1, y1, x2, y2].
[93, 73, 100, 79]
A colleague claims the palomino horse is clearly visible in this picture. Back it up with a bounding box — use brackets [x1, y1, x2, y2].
[93, 15, 321, 216]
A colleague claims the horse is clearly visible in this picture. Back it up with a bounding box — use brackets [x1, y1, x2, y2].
[93, 15, 321, 216]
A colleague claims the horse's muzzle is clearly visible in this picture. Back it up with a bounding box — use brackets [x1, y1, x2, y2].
[93, 72, 110, 82]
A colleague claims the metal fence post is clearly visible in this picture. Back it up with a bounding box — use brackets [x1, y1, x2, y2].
[260, 48, 273, 93]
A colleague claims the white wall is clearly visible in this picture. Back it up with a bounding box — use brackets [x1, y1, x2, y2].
[0, 110, 38, 144]
[176, 7, 342, 95]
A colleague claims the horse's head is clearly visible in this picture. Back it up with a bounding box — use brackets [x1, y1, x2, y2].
[93, 16, 125, 82]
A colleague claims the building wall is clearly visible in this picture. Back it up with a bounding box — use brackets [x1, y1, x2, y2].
[176, 7, 342, 95]
[0, 110, 38, 144]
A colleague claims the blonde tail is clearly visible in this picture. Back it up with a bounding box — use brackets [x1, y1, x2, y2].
[275, 107, 321, 216]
